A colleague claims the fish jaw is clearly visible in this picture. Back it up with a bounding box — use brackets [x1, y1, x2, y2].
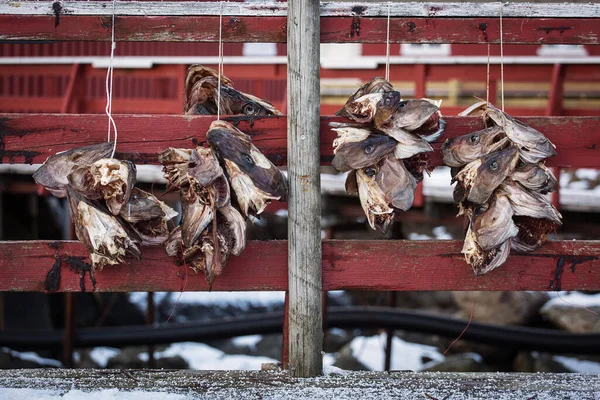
[33, 143, 113, 198]
[500, 180, 562, 225]
[356, 169, 394, 233]
[218, 205, 247, 256]
[472, 194, 518, 251]
[376, 99, 439, 132]
[188, 147, 224, 187]
[512, 163, 558, 194]
[180, 194, 214, 248]
[341, 93, 385, 124]
[224, 159, 280, 217]
[377, 155, 416, 212]
[462, 225, 511, 276]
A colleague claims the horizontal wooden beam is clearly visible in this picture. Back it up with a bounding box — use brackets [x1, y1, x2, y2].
[1, 15, 599, 44]
[0, 114, 598, 168]
[2, 2, 599, 18]
[0, 240, 598, 292]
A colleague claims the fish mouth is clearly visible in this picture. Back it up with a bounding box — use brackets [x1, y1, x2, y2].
[331, 130, 398, 172]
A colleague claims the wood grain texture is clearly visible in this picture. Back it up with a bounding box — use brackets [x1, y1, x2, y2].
[1, 15, 599, 44]
[0, 240, 598, 292]
[3, 2, 600, 18]
[1, 114, 599, 168]
[287, 0, 323, 378]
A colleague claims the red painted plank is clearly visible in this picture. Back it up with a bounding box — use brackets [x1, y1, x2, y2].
[1, 16, 599, 44]
[0, 114, 598, 168]
[0, 240, 598, 292]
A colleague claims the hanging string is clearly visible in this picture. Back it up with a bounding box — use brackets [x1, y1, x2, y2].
[105, 0, 118, 158]
[486, 43, 491, 104]
[443, 291, 474, 356]
[499, 2, 505, 111]
[216, 1, 224, 120]
[385, 2, 391, 81]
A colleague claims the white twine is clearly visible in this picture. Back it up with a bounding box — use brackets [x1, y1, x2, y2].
[385, 2, 391, 81]
[105, 0, 118, 158]
[216, 1, 224, 120]
[486, 43, 491, 103]
[499, 2, 505, 111]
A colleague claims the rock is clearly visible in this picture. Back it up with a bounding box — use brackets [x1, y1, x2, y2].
[422, 353, 490, 372]
[452, 291, 549, 325]
[332, 345, 369, 371]
[514, 352, 572, 373]
[106, 347, 147, 369]
[155, 356, 188, 369]
[0, 348, 61, 369]
[540, 303, 600, 333]
[253, 334, 283, 361]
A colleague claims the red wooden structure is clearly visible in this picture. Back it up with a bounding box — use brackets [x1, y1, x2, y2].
[1, 0, 600, 375]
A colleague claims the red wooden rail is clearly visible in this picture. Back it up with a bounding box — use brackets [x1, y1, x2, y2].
[1, 114, 598, 168]
[2, 16, 599, 45]
[0, 240, 598, 292]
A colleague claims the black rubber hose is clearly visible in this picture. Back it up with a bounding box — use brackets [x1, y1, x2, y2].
[2, 306, 599, 354]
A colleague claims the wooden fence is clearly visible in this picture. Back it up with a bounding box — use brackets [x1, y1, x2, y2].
[1, 1, 600, 378]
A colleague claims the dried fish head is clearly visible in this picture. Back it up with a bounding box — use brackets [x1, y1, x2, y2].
[375, 97, 440, 132]
[335, 76, 394, 118]
[33, 143, 113, 198]
[67, 186, 140, 270]
[441, 126, 509, 167]
[69, 158, 137, 216]
[331, 126, 397, 172]
[340, 92, 385, 124]
[120, 188, 178, 246]
[377, 154, 417, 211]
[462, 224, 511, 276]
[207, 120, 287, 216]
[183, 65, 281, 116]
[356, 167, 394, 234]
[455, 147, 519, 204]
[471, 194, 518, 251]
[199, 228, 229, 288]
[512, 163, 557, 194]
[499, 179, 562, 225]
[460, 101, 557, 163]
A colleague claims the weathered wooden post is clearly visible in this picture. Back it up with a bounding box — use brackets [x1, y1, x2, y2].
[287, 0, 323, 377]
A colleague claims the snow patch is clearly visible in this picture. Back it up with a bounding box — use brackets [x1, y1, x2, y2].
[0, 388, 189, 400]
[542, 292, 600, 310]
[89, 347, 120, 368]
[231, 335, 263, 350]
[554, 356, 600, 373]
[349, 334, 444, 371]
[1, 347, 62, 368]
[139, 342, 277, 370]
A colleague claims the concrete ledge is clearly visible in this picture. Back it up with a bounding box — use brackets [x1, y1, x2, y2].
[1, 369, 599, 399]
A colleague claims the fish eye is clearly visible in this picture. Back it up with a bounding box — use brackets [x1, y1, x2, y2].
[476, 203, 489, 214]
[398, 101, 406, 108]
[383, 97, 392, 106]
[469, 135, 480, 145]
[489, 160, 499, 171]
[243, 154, 255, 166]
[363, 144, 375, 154]
[243, 103, 258, 115]
[365, 168, 377, 177]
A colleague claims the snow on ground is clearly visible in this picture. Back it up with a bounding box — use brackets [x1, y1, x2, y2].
[0, 388, 189, 400]
[89, 347, 120, 368]
[138, 342, 277, 370]
[1, 347, 62, 368]
[408, 225, 452, 241]
[231, 335, 263, 350]
[554, 356, 600, 373]
[129, 291, 285, 313]
[348, 333, 444, 371]
[542, 292, 600, 310]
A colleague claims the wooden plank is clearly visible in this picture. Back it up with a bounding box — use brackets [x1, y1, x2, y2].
[1, 369, 600, 399]
[3, 2, 600, 18]
[0, 114, 598, 168]
[0, 240, 598, 292]
[1, 15, 599, 44]
[287, 0, 323, 378]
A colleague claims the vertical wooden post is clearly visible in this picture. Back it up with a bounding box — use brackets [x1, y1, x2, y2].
[287, 0, 323, 377]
